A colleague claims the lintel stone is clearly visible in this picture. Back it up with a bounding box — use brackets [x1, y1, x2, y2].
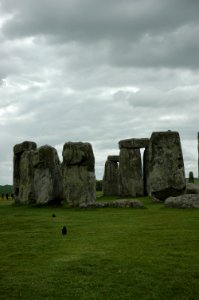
[119, 138, 149, 149]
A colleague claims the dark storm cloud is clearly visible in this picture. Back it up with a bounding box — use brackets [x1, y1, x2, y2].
[1, 0, 199, 41]
[109, 23, 199, 68]
[1, 0, 199, 70]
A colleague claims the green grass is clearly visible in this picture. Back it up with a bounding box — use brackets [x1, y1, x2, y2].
[186, 178, 199, 184]
[0, 197, 199, 300]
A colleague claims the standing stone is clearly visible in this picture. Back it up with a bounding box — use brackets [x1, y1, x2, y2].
[198, 132, 199, 178]
[188, 171, 194, 183]
[13, 142, 63, 205]
[119, 148, 144, 197]
[62, 142, 96, 207]
[143, 147, 149, 196]
[33, 145, 63, 204]
[103, 157, 119, 196]
[13, 141, 37, 204]
[148, 131, 186, 201]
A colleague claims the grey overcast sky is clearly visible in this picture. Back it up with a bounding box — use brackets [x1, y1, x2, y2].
[0, 0, 199, 184]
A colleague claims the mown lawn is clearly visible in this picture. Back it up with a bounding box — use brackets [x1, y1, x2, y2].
[0, 196, 199, 300]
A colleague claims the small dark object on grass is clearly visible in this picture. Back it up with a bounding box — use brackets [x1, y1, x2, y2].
[52, 214, 56, 217]
[62, 226, 67, 235]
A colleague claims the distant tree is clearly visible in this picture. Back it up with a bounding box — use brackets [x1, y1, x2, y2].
[1, 193, 4, 199]
[5, 193, 9, 200]
[188, 171, 194, 183]
[96, 180, 102, 191]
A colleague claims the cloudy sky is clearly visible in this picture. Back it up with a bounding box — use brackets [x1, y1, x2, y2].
[0, 0, 199, 184]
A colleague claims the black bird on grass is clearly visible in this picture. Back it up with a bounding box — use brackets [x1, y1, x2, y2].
[52, 214, 56, 217]
[62, 226, 67, 235]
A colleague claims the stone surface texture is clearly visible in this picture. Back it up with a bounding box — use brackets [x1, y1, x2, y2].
[108, 155, 119, 162]
[119, 138, 149, 149]
[13, 141, 37, 204]
[186, 183, 199, 194]
[13, 142, 63, 205]
[143, 147, 149, 196]
[198, 132, 199, 178]
[33, 145, 63, 204]
[14, 141, 37, 155]
[62, 142, 96, 206]
[165, 194, 199, 208]
[119, 148, 144, 197]
[147, 131, 186, 201]
[103, 159, 119, 196]
[79, 199, 144, 208]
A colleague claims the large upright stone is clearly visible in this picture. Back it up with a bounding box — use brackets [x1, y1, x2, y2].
[13, 141, 37, 204]
[62, 142, 96, 206]
[33, 145, 63, 204]
[148, 131, 186, 201]
[119, 148, 144, 197]
[143, 147, 149, 196]
[198, 132, 199, 178]
[103, 158, 119, 196]
[13, 142, 63, 205]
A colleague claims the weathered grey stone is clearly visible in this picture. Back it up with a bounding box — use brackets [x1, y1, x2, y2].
[13, 141, 37, 204]
[198, 132, 199, 178]
[62, 142, 96, 206]
[148, 131, 186, 201]
[165, 194, 199, 208]
[119, 138, 149, 149]
[79, 199, 144, 209]
[186, 183, 199, 194]
[14, 141, 37, 154]
[103, 159, 119, 196]
[16, 150, 36, 204]
[33, 145, 63, 204]
[108, 155, 119, 162]
[13, 142, 63, 205]
[119, 148, 144, 197]
[143, 147, 149, 196]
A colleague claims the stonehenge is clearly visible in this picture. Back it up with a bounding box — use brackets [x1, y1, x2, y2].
[62, 142, 96, 207]
[198, 132, 199, 178]
[13, 130, 188, 206]
[102, 155, 119, 196]
[118, 138, 149, 197]
[119, 138, 149, 149]
[14, 141, 37, 204]
[33, 145, 63, 204]
[13, 142, 63, 205]
[119, 148, 143, 197]
[147, 131, 186, 201]
[103, 131, 186, 201]
[13, 141, 96, 206]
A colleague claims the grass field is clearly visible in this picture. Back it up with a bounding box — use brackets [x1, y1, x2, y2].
[0, 195, 199, 300]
